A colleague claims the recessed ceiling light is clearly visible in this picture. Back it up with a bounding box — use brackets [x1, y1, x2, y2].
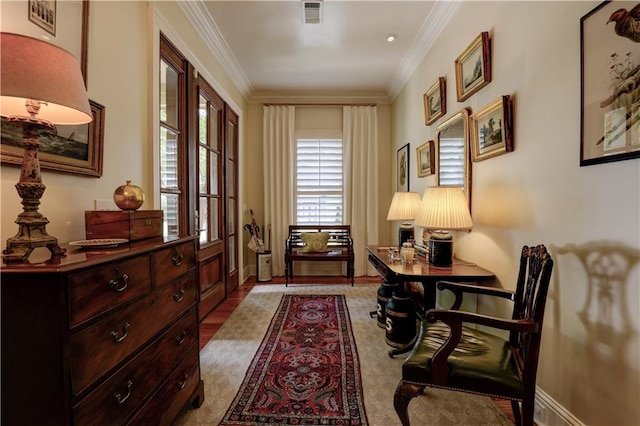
[387, 35, 396, 43]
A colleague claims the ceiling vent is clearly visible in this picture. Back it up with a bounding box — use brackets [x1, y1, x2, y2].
[302, 1, 323, 24]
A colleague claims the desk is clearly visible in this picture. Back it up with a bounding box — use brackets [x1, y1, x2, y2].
[366, 245, 495, 355]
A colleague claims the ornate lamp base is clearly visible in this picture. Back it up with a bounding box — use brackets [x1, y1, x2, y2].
[2, 117, 66, 263]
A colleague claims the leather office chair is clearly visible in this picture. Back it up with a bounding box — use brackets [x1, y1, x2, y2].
[394, 245, 553, 426]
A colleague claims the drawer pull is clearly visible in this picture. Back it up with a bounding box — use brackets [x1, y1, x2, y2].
[176, 373, 188, 390]
[175, 329, 188, 345]
[110, 322, 130, 343]
[113, 380, 133, 404]
[173, 288, 185, 302]
[108, 273, 129, 292]
[171, 252, 184, 266]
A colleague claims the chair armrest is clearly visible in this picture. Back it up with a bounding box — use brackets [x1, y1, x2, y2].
[437, 280, 515, 310]
[426, 308, 538, 333]
[426, 308, 538, 385]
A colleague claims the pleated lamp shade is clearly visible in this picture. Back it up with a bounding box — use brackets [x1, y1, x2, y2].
[414, 187, 472, 267]
[386, 191, 422, 221]
[414, 186, 472, 230]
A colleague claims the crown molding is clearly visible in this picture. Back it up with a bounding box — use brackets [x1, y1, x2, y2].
[178, 1, 253, 98]
[183, 1, 458, 104]
[386, 1, 460, 101]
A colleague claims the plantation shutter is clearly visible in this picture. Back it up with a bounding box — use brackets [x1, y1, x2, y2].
[296, 138, 343, 224]
[438, 137, 465, 186]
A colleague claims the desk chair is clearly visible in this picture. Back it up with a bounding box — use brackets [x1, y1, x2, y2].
[394, 245, 553, 426]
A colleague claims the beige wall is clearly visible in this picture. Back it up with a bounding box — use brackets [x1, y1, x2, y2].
[392, 2, 639, 425]
[3, 1, 638, 424]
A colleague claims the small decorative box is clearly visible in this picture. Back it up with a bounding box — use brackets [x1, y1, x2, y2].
[85, 210, 163, 242]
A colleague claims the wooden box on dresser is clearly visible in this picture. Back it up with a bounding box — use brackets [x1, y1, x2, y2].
[1, 236, 204, 425]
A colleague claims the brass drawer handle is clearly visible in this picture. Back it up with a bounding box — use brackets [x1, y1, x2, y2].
[110, 322, 130, 343]
[171, 252, 184, 266]
[113, 380, 133, 404]
[108, 273, 129, 292]
[175, 329, 188, 345]
[176, 373, 188, 390]
[173, 288, 185, 302]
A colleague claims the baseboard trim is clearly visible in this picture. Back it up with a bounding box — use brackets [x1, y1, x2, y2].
[535, 387, 584, 426]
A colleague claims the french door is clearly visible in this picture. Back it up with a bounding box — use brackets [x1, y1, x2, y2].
[194, 78, 226, 320]
[224, 105, 239, 295]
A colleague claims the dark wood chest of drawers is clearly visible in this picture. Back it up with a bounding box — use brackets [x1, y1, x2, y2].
[1, 236, 203, 425]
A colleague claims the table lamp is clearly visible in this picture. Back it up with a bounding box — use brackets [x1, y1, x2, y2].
[414, 186, 472, 267]
[1, 32, 92, 262]
[386, 191, 421, 246]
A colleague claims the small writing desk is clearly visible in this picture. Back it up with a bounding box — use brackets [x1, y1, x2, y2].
[366, 245, 496, 355]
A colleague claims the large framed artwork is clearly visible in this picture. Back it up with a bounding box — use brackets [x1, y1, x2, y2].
[580, 1, 640, 166]
[470, 95, 514, 162]
[0, 0, 102, 177]
[397, 143, 410, 191]
[1, 100, 105, 177]
[455, 32, 491, 102]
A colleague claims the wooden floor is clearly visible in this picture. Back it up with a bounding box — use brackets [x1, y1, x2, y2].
[198, 275, 516, 425]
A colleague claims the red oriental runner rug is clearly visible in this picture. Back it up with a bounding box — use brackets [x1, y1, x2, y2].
[219, 294, 368, 425]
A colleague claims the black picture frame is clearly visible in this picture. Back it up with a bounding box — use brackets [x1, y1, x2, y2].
[397, 143, 410, 191]
[580, 0, 640, 166]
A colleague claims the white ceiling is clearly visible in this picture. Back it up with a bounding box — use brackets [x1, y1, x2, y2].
[179, 1, 459, 102]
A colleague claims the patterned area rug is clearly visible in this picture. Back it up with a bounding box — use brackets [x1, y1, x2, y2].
[174, 284, 512, 426]
[219, 294, 368, 425]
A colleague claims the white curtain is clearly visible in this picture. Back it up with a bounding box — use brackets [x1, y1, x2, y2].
[343, 106, 379, 276]
[263, 105, 295, 276]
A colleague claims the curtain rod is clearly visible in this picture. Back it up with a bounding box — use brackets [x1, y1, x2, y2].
[262, 103, 377, 107]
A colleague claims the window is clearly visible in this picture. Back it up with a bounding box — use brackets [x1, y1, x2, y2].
[159, 35, 188, 237]
[295, 138, 343, 224]
[438, 137, 465, 186]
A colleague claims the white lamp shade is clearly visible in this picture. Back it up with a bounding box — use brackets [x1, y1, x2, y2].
[414, 186, 473, 230]
[1, 32, 92, 125]
[386, 191, 421, 221]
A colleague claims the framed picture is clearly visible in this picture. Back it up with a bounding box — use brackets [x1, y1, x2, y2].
[580, 1, 640, 166]
[455, 32, 491, 102]
[416, 141, 435, 177]
[28, 0, 56, 36]
[1, 100, 105, 177]
[424, 77, 446, 125]
[3, 0, 89, 83]
[397, 143, 410, 191]
[471, 95, 514, 162]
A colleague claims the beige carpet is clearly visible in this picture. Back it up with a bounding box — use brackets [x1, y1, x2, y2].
[174, 284, 512, 426]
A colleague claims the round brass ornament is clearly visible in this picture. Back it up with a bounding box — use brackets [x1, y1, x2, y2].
[113, 180, 145, 210]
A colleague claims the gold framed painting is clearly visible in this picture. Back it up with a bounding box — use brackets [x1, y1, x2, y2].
[470, 95, 514, 162]
[455, 32, 491, 102]
[1, 100, 105, 177]
[424, 77, 446, 125]
[580, 1, 640, 166]
[416, 140, 435, 177]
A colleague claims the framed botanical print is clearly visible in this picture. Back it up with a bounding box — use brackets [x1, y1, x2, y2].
[580, 1, 640, 166]
[416, 140, 435, 177]
[424, 77, 446, 125]
[397, 143, 410, 191]
[455, 32, 491, 102]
